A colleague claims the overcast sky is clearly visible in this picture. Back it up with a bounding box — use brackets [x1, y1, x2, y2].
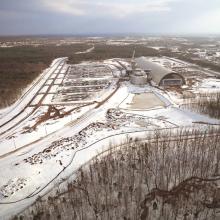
[0, 0, 219, 36]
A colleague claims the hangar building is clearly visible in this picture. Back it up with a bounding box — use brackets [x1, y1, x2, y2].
[135, 57, 185, 86]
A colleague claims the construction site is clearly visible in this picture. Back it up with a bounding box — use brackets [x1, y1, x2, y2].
[0, 48, 220, 219]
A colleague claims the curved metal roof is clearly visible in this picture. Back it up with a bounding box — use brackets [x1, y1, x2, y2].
[135, 57, 174, 85]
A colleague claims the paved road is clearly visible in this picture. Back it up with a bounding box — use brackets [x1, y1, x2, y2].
[0, 58, 67, 139]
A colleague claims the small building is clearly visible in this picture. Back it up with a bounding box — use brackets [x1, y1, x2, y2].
[135, 57, 185, 87]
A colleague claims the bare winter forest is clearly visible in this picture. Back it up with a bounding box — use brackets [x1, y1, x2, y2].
[183, 93, 220, 119]
[15, 128, 220, 220]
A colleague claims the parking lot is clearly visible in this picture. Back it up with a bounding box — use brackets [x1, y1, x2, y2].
[52, 63, 114, 103]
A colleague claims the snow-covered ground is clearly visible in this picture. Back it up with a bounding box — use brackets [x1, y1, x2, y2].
[0, 58, 68, 135]
[75, 45, 95, 54]
[194, 78, 220, 92]
[0, 57, 220, 219]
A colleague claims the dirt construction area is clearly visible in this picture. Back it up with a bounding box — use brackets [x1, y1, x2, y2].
[120, 92, 166, 110]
